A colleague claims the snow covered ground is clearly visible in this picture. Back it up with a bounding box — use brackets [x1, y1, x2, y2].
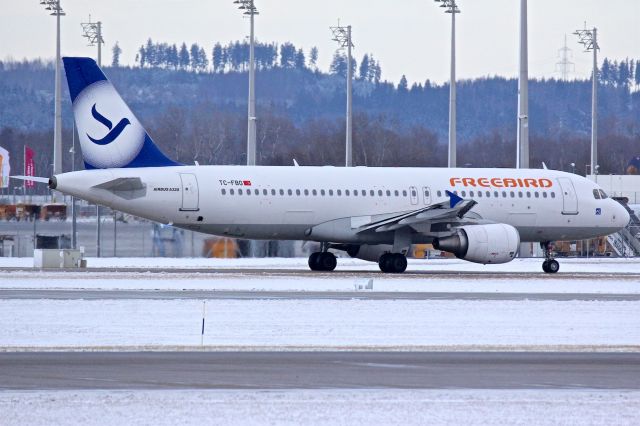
[1, 390, 639, 426]
[1, 298, 638, 350]
[2, 256, 640, 274]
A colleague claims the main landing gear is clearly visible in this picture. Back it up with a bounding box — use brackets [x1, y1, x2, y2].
[308, 244, 337, 272]
[541, 241, 560, 274]
[378, 253, 408, 274]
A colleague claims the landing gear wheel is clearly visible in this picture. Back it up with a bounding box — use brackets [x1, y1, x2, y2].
[308, 251, 337, 272]
[378, 253, 407, 273]
[540, 241, 559, 274]
[545, 259, 559, 274]
[308, 252, 321, 271]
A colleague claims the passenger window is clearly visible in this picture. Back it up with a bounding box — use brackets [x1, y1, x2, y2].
[329, 189, 334, 196]
[230, 189, 235, 195]
[345, 190, 350, 196]
[246, 190, 251, 196]
[304, 189, 309, 196]
[386, 190, 391, 196]
[486, 191, 490, 197]
[239, 189, 244, 195]
[518, 192, 523, 198]
[411, 189, 417, 197]
[502, 191, 507, 198]
[477, 191, 482, 198]
[493, 191, 498, 198]
[337, 190, 342, 196]
[321, 189, 326, 196]
[510, 191, 515, 198]
[312, 189, 317, 196]
[526, 192, 531, 198]
[469, 191, 474, 197]
[543, 192, 547, 198]
[461, 191, 466, 197]
[279, 189, 284, 196]
[296, 189, 301, 196]
[402, 190, 407, 197]
[370, 190, 375, 196]
[551, 192, 556, 198]
[362, 191, 367, 197]
[437, 190, 442, 197]
[221, 189, 226, 195]
[263, 189, 267, 196]
[534, 192, 539, 198]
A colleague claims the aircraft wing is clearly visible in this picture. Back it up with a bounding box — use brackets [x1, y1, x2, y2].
[356, 191, 480, 234]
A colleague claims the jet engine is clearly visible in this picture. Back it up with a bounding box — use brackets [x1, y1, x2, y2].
[433, 224, 520, 264]
[346, 244, 392, 262]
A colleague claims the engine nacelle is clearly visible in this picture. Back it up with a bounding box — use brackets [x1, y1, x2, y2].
[346, 244, 392, 262]
[433, 224, 520, 264]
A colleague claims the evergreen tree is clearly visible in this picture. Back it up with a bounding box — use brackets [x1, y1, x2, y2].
[145, 38, 155, 67]
[179, 43, 190, 70]
[309, 47, 319, 69]
[397, 75, 408, 93]
[111, 42, 122, 67]
[294, 49, 306, 70]
[198, 47, 209, 71]
[212, 43, 223, 73]
[359, 54, 370, 80]
[190, 43, 200, 70]
[137, 45, 146, 68]
[600, 58, 611, 85]
[329, 52, 347, 77]
[168, 44, 179, 69]
[618, 59, 630, 87]
[280, 42, 296, 68]
[635, 59, 640, 87]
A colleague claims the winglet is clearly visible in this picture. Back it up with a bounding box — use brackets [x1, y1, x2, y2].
[542, 162, 548, 170]
[445, 190, 463, 208]
[293, 159, 300, 167]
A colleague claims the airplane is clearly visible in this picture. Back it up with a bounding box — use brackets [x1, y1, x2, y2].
[18, 57, 631, 273]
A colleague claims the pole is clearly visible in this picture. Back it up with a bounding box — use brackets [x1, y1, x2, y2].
[97, 21, 102, 67]
[346, 26, 353, 167]
[53, 0, 62, 176]
[71, 122, 77, 249]
[247, 8, 256, 166]
[113, 210, 117, 257]
[516, 0, 529, 169]
[591, 28, 598, 176]
[96, 205, 101, 257]
[448, 10, 457, 168]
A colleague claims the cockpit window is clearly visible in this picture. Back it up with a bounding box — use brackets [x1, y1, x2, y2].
[593, 189, 601, 200]
[599, 189, 608, 199]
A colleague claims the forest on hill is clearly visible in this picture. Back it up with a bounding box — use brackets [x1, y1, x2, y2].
[0, 39, 639, 184]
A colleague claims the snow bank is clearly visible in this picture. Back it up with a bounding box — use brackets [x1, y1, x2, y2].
[1, 390, 638, 426]
[1, 299, 638, 349]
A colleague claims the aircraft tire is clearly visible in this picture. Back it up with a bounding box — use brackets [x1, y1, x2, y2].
[378, 253, 407, 273]
[308, 252, 321, 271]
[542, 260, 550, 273]
[546, 259, 560, 274]
[317, 252, 337, 271]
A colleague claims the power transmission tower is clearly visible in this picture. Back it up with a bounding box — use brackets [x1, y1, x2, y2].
[81, 16, 104, 66]
[555, 34, 575, 81]
[331, 22, 354, 167]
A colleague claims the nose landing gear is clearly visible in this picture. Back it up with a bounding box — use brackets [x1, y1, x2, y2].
[541, 242, 560, 274]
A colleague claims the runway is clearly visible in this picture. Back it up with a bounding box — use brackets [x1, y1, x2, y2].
[1, 352, 638, 390]
[1, 289, 639, 301]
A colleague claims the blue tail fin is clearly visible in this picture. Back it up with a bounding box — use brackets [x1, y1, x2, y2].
[62, 57, 180, 169]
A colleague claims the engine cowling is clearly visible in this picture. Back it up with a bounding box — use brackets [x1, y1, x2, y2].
[433, 224, 520, 264]
[346, 244, 392, 262]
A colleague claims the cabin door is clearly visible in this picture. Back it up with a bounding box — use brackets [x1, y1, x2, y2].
[179, 173, 200, 211]
[557, 177, 578, 215]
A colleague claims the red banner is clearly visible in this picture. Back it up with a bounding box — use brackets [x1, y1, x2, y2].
[24, 146, 35, 188]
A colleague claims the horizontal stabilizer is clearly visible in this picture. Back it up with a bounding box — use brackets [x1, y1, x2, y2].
[10, 175, 49, 183]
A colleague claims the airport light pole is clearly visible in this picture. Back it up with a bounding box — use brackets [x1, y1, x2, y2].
[330, 23, 354, 167]
[81, 16, 105, 256]
[516, 0, 529, 169]
[39, 0, 64, 176]
[574, 24, 599, 176]
[434, 0, 460, 168]
[234, 0, 258, 166]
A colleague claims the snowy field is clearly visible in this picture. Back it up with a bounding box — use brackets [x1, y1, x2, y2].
[1, 257, 640, 294]
[2, 256, 640, 274]
[1, 390, 639, 426]
[1, 298, 638, 350]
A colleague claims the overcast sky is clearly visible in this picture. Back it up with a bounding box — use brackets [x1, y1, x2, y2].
[2, 0, 638, 84]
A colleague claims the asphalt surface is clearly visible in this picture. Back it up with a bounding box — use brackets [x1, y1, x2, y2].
[0, 289, 638, 301]
[1, 352, 638, 390]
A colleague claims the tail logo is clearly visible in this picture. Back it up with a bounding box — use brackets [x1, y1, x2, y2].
[87, 104, 131, 145]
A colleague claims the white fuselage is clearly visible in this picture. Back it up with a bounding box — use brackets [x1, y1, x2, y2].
[52, 165, 629, 244]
